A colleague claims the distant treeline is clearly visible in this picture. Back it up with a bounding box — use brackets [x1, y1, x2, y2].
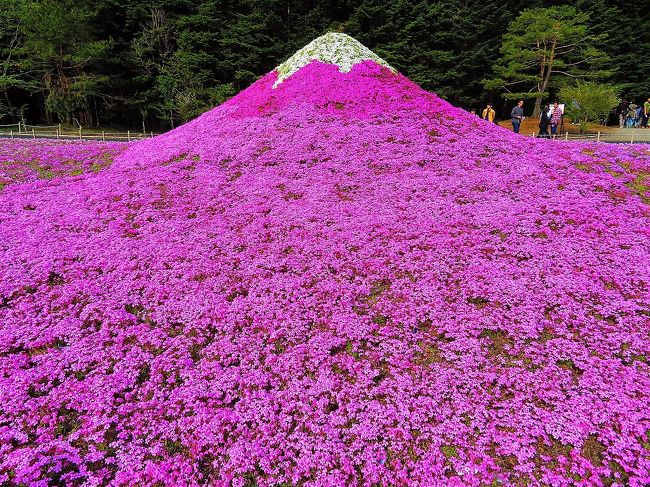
[1, 0, 648, 130]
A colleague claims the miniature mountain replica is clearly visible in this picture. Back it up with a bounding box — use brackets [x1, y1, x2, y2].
[273, 32, 394, 86]
[1, 33, 649, 485]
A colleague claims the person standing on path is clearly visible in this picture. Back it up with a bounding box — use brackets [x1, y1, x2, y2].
[482, 103, 496, 123]
[511, 100, 524, 133]
[538, 104, 550, 138]
[642, 98, 650, 128]
[617, 99, 629, 128]
[550, 101, 563, 138]
[627, 103, 638, 128]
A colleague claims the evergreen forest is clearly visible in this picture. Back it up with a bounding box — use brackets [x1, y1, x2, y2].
[1, 0, 648, 130]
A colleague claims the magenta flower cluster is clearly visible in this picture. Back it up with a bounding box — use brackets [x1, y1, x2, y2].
[0, 139, 125, 189]
[0, 61, 649, 486]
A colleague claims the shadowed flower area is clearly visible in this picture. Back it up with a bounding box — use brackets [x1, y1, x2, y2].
[0, 48, 649, 486]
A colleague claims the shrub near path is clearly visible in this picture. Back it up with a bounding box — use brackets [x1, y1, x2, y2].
[0, 34, 649, 486]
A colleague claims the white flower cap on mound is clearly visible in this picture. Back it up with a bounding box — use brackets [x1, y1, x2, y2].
[273, 32, 394, 88]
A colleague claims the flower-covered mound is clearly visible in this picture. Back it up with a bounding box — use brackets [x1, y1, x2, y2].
[1, 58, 649, 486]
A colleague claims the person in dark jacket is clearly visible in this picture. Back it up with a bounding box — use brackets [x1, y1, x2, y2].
[642, 97, 650, 128]
[511, 100, 524, 133]
[538, 104, 550, 138]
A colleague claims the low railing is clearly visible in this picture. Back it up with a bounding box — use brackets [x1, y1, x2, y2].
[528, 131, 646, 144]
[1, 124, 646, 144]
[0, 123, 157, 142]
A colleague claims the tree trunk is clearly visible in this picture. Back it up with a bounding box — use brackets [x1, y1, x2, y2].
[41, 92, 49, 124]
[533, 39, 557, 119]
[93, 97, 99, 127]
[534, 66, 553, 118]
[2, 91, 14, 121]
[533, 96, 543, 118]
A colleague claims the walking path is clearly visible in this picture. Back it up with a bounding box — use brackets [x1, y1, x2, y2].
[559, 128, 650, 144]
[611, 128, 650, 142]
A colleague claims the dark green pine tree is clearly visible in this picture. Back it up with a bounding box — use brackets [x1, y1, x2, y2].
[15, 0, 113, 125]
[568, 0, 650, 102]
[345, 0, 530, 112]
[0, 0, 25, 122]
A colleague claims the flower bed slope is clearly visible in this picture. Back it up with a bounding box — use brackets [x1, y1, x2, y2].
[1, 35, 649, 486]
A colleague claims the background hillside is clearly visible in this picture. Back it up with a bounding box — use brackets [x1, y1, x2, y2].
[1, 0, 648, 130]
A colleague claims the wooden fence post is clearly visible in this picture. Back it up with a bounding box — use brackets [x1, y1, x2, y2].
[102, 131, 106, 142]
[79, 127, 82, 140]
[597, 132, 601, 142]
[630, 132, 634, 144]
[10, 130, 13, 139]
[127, 130, 131, 141]
[32, 128, 35, 139]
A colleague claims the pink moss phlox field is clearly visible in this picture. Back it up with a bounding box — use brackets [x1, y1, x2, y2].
[0, 139, 126, 188]
[1, 61, 649, 486]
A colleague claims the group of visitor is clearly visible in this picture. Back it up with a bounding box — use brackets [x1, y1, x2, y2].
[479, 96, 650, 136]
[616, 98, 650, 128]
[506, 100, 563, 137]
[537, 101, 563, 138]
